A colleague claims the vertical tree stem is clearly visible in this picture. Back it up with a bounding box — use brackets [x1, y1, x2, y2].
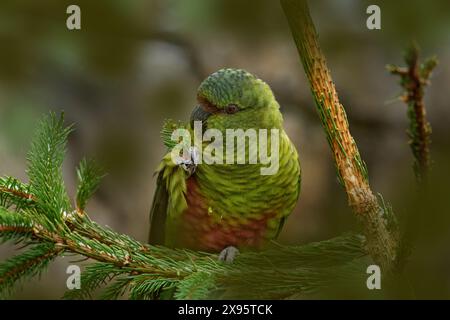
[281, 0, 398, 271]
[387, 44, 436, 183]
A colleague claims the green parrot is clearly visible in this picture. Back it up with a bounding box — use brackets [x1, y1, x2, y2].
[149, 68, 300, 260]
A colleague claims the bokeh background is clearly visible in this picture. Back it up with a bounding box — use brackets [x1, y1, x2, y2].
[0, 0, 449, 299]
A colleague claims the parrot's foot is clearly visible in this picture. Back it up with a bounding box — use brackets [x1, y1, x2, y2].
[218, 246, 240, 264]
[175, 146, 199, 176]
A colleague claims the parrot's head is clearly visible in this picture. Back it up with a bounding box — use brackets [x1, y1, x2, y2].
[191, 68, 283, 132]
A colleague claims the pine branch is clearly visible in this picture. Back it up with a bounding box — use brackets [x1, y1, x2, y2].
[280, 0, 399, 272]
[100, 276, 134, 300]
[0, 207, 34, 243]
[129, 275, 177, 300]
[63, 262, 124, 299]
[0, 177, 35, 211]
[1, 197, 368, 299]
[161, 119, 187, 150]
[76, 158, 105, 212]
[387, 43, 437, 183]
[0, 243, 61, 298]
[27, 112, 73, 230]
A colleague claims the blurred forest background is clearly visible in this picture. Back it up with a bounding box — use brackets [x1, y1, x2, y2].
[0, 0, 449, 299]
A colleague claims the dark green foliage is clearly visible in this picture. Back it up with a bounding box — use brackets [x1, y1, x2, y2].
[209, 234, 369, 299]
[0, 243, 60, 298]
[61, 231, 367, 299]
[174, 272, 214, 300]
[100, 276, 134, 300]
[63, 263, 124, 300]
[129, 276, 177, 300]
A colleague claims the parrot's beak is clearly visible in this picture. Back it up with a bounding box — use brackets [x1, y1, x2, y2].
[190, 105, 212, 128]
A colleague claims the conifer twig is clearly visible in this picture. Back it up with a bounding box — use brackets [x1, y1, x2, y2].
[387, 43, 437, 183]
[280, 0, 399, 271]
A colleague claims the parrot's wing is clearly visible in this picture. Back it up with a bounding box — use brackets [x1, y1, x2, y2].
[275, 146, 301, 239]
[148, 153, 189, 245]
[148, 170, 169, 245]
[149, 120, 192, 245]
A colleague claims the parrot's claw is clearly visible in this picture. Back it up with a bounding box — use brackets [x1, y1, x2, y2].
[218, 246, 240, 264]
[175, 146, 199, 176]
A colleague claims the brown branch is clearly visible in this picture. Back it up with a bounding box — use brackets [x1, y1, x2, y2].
[0, 226, 33, 233]
[281, 0, 399, 271]
[29, 219, 190, 279]
[0, 248, 61, 284]
[387, 44, 437, 183]
[0, 186, 36, 202]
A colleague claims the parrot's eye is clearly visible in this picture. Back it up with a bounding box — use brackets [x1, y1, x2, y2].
[225, 104, 239, 114]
